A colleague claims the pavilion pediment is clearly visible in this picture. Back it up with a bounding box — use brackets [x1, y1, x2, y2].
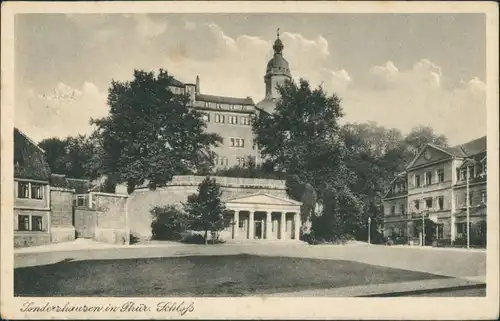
[224, 193, 302, 206]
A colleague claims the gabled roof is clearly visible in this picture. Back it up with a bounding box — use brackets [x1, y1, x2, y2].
[406, 136, 487, 170]
[196, 93, 255, 106]
[14, 128, 51, 181]
[223, 192, 302, 206]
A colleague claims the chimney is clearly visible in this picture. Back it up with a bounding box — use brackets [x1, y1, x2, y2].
[196, 75, 200, 94]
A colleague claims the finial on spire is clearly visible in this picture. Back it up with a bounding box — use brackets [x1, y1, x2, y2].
[273, 28, 284, 55]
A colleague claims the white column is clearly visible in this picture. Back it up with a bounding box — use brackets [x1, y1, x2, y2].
[265, 212, 272, 239]
[233, 211, 239, 239]
[280, 212, 286, 240]
[294, 212, 300, 240]
[249, 211, 254, 239]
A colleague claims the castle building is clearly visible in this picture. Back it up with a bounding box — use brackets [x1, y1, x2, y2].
[168, 30, 292, 169]
[382, 136, 487, 247]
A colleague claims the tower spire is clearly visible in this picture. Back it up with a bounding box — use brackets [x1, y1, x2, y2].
[273, 27, 283, 55]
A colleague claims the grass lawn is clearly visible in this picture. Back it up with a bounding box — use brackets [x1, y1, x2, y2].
[15, 254, 450, 296]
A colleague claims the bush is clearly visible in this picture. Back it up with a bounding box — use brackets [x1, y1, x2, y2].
[150, 205, 189, 241]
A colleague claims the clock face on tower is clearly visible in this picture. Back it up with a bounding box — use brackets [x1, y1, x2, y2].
[424, 150, 431, 160]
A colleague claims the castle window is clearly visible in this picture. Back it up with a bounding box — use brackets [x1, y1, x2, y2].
[400, 204, 405, 215]
[228, 116, 239, 124]
[230, 138, 245, 148]
[241, 116, 251, 125]
[215, 114, 225, 123]
[390, 206, 395, 216]
[414, 200, 420, 210]
[415, 175, 421, 187]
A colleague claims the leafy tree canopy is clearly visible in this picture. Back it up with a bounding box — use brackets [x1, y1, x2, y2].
[91, 69, 222, 193]
[39, 134, 102, 180]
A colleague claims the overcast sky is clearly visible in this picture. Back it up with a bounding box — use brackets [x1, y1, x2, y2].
[15, 13, 486, 145]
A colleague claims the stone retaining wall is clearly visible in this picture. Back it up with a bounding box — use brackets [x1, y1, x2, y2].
[128, 175, 288, 239]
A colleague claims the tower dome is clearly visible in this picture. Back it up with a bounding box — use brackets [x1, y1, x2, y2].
[257, 28, 292, 113]
[265, 30, 291, 79]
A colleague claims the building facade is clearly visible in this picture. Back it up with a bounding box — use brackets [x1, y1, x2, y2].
[13, 128, 130, 248]
[382, 136, 487, 246]
[167, 31, 292, 169]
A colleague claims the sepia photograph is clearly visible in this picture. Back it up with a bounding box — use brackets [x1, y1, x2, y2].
[1, 1, 498, 320]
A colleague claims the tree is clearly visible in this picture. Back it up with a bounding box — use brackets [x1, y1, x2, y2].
[150, 205, 190, 240]
[183, 176, 228, 244]
[253, 78, 361, 240]
[38, 137, 68, 175]
[91, 69, 222, 193]
[39, 134, 102, 180]
[285, 174, 317, 226]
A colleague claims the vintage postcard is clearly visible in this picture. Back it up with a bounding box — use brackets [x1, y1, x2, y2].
[1, 1, 499, 320]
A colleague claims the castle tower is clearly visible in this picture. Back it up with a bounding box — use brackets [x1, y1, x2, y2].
[257, 28, 292, 113]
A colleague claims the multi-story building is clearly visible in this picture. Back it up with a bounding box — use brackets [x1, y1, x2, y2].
[167, 31, 292, 169]
[382, 136, 487, 246]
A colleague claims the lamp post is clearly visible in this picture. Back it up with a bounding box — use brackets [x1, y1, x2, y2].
[368, 217, 371, 245]
[421, 208, 426, 246]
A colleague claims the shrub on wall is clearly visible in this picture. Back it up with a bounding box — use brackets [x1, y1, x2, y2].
[150, 205, 189, 241]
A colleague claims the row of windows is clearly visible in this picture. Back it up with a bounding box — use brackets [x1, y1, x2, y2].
[214, 156, 256, 167]
[389, 203, 406, 216]
[413, 196, 445, 211]
[458, 190, 487, 208]
[456, 163, 486, 181]
[411, 164, 487, 189]
[17, 214, 44, 231]
[17, 182, 44, 200]
[203, 102, 250, 111]
[413, 169, 445, 187]
[205, 113, 252, 125]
